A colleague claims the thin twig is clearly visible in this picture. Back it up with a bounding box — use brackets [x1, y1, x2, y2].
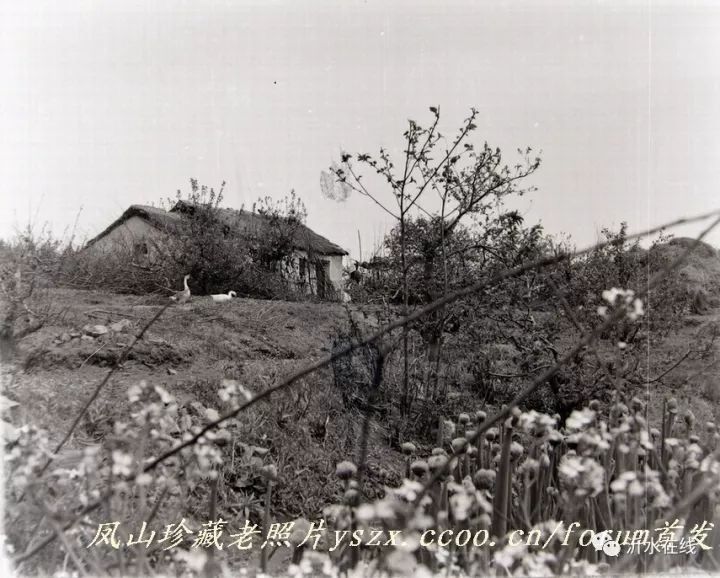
[645, 349, 693, 384]
[78, 343, 108, 370]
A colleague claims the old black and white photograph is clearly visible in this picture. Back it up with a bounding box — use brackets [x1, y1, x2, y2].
[1, 1, 720, 576]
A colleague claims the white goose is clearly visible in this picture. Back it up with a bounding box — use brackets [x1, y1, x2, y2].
[211, 290, 237, 303]
[170, 274, 191, 304]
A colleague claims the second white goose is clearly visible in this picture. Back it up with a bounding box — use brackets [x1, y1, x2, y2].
[211, 290, 237, 303]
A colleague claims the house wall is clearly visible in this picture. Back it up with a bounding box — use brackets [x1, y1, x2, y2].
[87, 215, 347, 298]
[86, 216, 164, 258]
[327, 255, 344, 287]
[282, 251, 345, 296]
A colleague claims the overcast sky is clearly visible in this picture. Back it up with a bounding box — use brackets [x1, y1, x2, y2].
[2, 0, 719, 258]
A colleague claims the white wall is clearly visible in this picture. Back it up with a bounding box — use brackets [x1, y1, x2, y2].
[85, 216, 163, 257]
[87, 216, 347, 298]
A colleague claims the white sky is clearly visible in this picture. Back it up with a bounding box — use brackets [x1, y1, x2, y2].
[1, 0, 719, 258]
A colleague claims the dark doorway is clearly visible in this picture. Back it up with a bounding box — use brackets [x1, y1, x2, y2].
[316, 261, 329, 298]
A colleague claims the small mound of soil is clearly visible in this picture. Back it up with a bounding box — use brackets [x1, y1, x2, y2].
[22, 336, 192, 371]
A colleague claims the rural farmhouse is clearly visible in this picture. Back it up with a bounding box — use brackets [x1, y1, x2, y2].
[84, 201, 348, 297]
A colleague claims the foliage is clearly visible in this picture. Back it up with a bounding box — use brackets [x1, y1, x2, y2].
[554, 224, 692, 343]
[249, 190, 307, 269]
[157, 179, 251, 295]
[0, 225, 69, 357]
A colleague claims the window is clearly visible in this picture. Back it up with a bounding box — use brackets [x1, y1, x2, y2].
[133, 241, 149, 258]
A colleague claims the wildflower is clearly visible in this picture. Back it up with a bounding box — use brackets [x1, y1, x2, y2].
[458, 413, 470, 425]
[565, 408, 595, 431]
[137, 473, 152, 486]
[602, 287, 624, 303]
[519, 410, 557, 438]
[355, 503, 376, 523]
[449, 492, 472, 522]
[111, 451, 133, 477]
[510, 441, 524, 460]
[410, 460, 428, 477]
[600, 288, 644, 320]
[441, 419, 456, 441]
[261, 464, 278, 482]
[638, 429, 654, 451]
[494, 542, 528, 571]
[401, 442, 416, 455]
[632, 298, 644, 318]
[540, 453, 551, 468]
[374, 498, 398, 520]
[428, 454, 448, 474]
[473, 469, 496, 490]
[385, 549, 419, 575]
[520, 551, 558, 576]
[127, 383, 143, 403]
[700, 455, 720, 475]
[519, 458, 540, 476]
[558, 455, 604, 498]
[335, 461, 357, 481]
[451, 437, 468, 454]
[344, 488, 360, 506]
[391, 480, 424, 504]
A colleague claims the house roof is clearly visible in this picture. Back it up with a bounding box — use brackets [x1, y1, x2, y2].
[85, 203, 348, 256]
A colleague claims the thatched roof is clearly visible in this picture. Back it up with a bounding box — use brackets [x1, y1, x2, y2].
[85, 203, 348, 256]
